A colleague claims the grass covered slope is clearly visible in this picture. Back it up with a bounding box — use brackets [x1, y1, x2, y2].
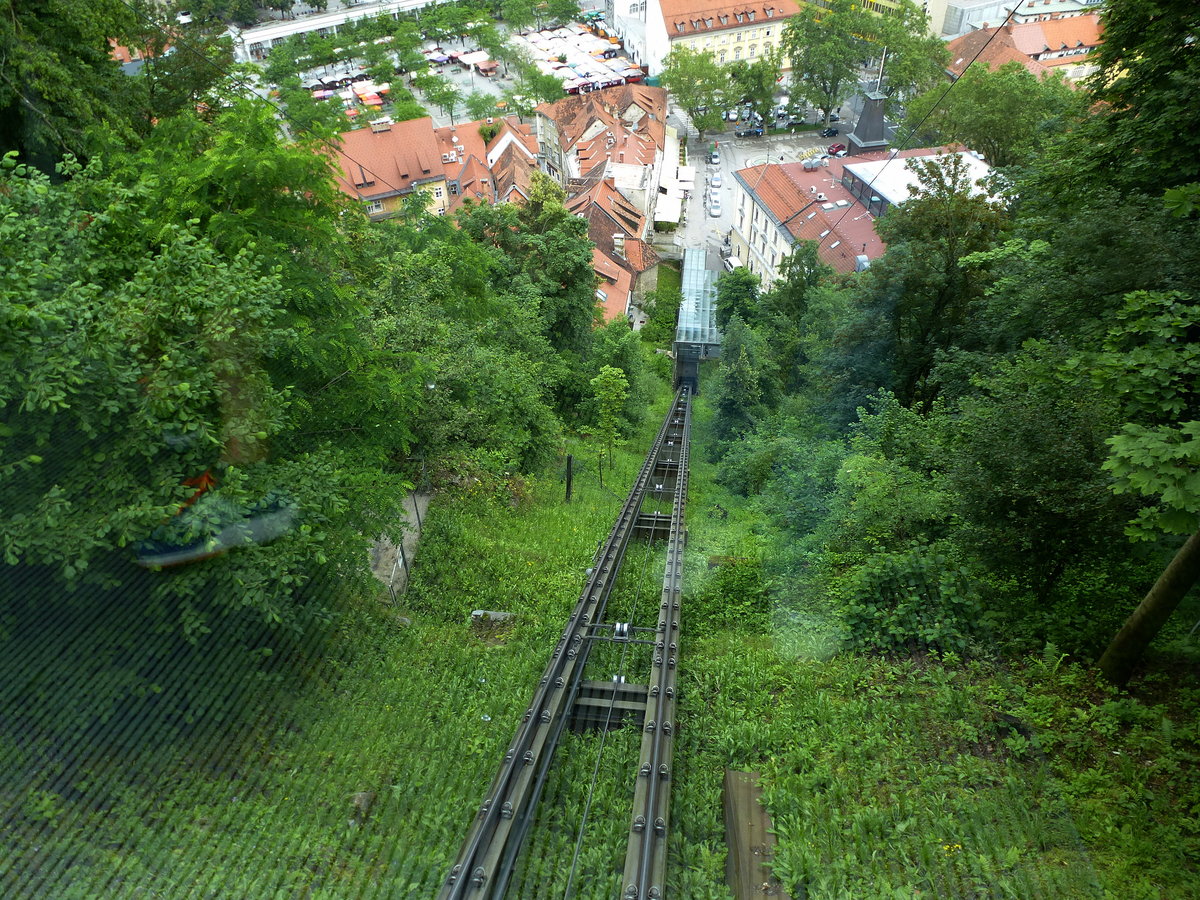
[2, 391, 1195, 899]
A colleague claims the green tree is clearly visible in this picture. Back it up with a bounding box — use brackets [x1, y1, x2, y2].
[869, 153, 1009, 404]
[639, 281, 683, 346]
[782, 0, 874, 125]
[783, 0, 945, 125]
[0, 0, 141, 173]
[501, 0, 536, 31]
[0, 154, 409, 635]
[1091, 291, 1200, 685]
[715, 267, 762, 330]
[868, 0, 948, 104]
[902, 62, 1083, 169]
[277, 77, 347, 138]
[590, 365, 629, 474]
[763, 242, 831, 323]
[362, 40, 398, 85]
[1075, 0, 1200, 195]
[945, 345, 1131, 601]
[710, 316, 771, 446]
[592, 319, 648, 430]
[729, 51, 782, 124]
[464, 90, 500, 121]
[544, 0, 582, 27]
[457, 172, 597, 364]
[419, 75, 462, 122]
[659, 47, 728, 138]
[128, 14, 235, 127]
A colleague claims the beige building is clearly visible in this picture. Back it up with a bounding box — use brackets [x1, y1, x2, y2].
[729, 148, 993, 288]
[603, 0, 801, 74]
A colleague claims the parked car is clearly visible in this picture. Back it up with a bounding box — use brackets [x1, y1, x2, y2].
[709, 150, 721, 165]
[710, 172, 722, 188]
[827, 143, 847, 155]
[735, 123, 764, 137]
[829, 113, 841, 122]
[709, 197, 722, 217]
[820, 127, 839, 137]
[725, 109, 739, 121]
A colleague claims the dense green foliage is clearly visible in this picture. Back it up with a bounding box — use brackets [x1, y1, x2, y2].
[702, 7, 1200, 682]
[2, 1, 1199, 896]
[902, 61, 1085, 169]
[0, 80, 649, 640]
[782, 0, 947, 123]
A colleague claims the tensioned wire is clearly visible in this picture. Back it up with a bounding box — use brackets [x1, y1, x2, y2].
[818, 0, 1028, 243]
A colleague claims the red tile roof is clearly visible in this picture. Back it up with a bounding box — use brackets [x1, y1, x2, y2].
[568, 179, 647, 238]
[1013, 14, 1103, 61]
[592, 247, 632, 322]
[659, 0, 800, 36]
[947, 14, 1102, 79]
[735, 148, 947, 273]
[536, 84, 668, 157]
[946, 27, 1050, 79]
[432, 116, 539, 214]
[333, 118, 443, 201]
[623, 237, 660, 274]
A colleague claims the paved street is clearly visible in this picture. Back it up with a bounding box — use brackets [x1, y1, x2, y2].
[672, 120, 837, 269]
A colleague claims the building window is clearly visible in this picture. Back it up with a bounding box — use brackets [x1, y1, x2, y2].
[734, 46, 742, 59]
[766, 7, 775, 16]
[719, 14, 728, 24]
[718, 51, 726, 62]
[735, 12, 744, 23]
[365, 200, 384, 214]
[449, 183, 459, 195]
[748, 10, 755, 20]
[749, 44, 757, 57]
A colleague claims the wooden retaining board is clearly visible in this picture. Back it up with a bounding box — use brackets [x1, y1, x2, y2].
[724, 770, 792, 899]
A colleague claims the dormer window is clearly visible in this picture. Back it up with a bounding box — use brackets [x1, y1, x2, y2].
[704, 16, 713, 26]
[735, 12, 744, 23]
[675, 21, 684, 32]
[747, 10, 755, 20]
[766, 7, 774, 16]
[719, 14, 728, 23]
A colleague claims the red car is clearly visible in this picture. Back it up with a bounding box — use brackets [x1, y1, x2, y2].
[827, 143, 847, 156]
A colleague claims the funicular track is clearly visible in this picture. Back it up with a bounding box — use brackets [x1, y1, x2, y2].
[441, 390, 692, 900]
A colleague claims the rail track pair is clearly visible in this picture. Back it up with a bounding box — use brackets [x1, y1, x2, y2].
[441, 389, 692, 900]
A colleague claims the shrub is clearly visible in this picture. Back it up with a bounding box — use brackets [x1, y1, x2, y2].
[840, 547, 981, 654]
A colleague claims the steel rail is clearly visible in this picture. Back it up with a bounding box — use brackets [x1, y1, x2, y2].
[441, 390, 688, 900]
[622, 389, 691, 900]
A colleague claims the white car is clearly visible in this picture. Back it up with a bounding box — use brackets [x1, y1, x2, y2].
[709, 197, 722, 217]
[711, 172, 722, 188]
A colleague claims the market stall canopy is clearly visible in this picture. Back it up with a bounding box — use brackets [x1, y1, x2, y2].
[655, 194, 682, 224]
[459, 50, 491, 67]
